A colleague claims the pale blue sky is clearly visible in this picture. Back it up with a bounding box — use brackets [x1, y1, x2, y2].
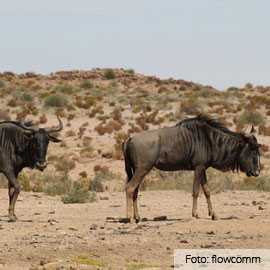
[1, 0, 270, 90]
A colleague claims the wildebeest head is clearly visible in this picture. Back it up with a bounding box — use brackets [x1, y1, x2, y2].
[20, 117, 63, 171]
[238, 126, 261, 177]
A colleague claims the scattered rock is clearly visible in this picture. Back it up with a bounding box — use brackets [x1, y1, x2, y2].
[206, 231, 215, 235]
[90, 224, 98, 230]
[180, 240, 188, 243]
[258, 206, 265, 210]
[48, 219, 57, 225]
[43, 262, 61, 270]
[153, 216, 167, 221]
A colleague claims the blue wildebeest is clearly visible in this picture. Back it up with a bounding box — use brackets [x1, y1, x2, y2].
[122, 114, 261, 223]
[0, 117, 63, 221]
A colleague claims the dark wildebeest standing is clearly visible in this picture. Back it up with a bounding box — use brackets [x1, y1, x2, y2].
[122, 114, 261, 223]
[0, 117, 63, 221]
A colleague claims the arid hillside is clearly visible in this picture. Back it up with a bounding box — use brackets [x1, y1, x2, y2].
[0, 68, 269, 191]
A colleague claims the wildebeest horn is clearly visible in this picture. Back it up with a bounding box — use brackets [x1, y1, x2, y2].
[44, 117, 63, 133]
[20, 118, 39, 132]
[241, 125, 248, 133]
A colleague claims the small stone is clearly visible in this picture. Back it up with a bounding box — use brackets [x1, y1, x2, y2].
[90, 224, 98, 230]
[153, 216, 167, 221]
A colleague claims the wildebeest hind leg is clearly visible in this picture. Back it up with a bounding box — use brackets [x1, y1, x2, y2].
[126, 169, 149, 223]
[133, 187, 141, 222]
[192, 170, 201, 219]
[200, 171, 218, 220]
[6, 172, 20, 222]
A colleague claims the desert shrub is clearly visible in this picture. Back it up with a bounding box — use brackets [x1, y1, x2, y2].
[104, 68, 115, 80]
[80, 147, 94, 155]
[20, 92, 33, 102]
[55, 157, 76, 179]
[180, 98, 201, 115]
[127, 68, 135, 74]
[61, 182, 97, 204]
[17, 173, 32, 191]
[80, 80, 94, 89]
[7, 98, 17, 107]
[0, 174, 8, 188]
[192, 84, 201, 92]
[0, 79, 6, 88]
[245, 82, 253, 89]
[198, 88, 218, 98]
[240, 175, 270, 191]
[179, 85, 187, 91]
[39, 114, 47, 124]
[236, 110, 265, 125]
[45, 179, 72, 196]
[89, 173, 104, 192]
[54, 84, 73, 95]
[65, 130, 76, 137]
[227, 86, 238, 91]
[0, 109, 10, 120]
[44, 94, 68, 107]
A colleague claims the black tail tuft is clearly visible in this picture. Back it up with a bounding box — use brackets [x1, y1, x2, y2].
[123, 138, 134, 182]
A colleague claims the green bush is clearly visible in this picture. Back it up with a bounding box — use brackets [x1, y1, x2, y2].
[44, 94, 68, 107]
[20, 92, 34, 102]
[0, 79, 6, 88]
[240, 175, 270, 191]
[227, 86, 238, 91]
[245, 82, 253, 89]
[80, 80, 94, 89]
[127, 68, 135, 74]
[89, 173, 104, 192]
[198, 88, 218, 98]
[192, 84, 201, 92]
[236, 110, 265, 125]
[54, 84, 73, 95]
[61, 182, 97, 204]
[45, 179, 72, 196]
[104, 68, 115, 80]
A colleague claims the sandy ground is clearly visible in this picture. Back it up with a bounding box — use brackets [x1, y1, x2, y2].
[0, 188, 270, 270]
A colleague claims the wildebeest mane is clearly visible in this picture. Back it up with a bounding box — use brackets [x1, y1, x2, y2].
[176, 113, 245, 172]
[176, 113, 238, 136]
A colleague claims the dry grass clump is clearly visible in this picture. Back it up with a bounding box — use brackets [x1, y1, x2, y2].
[39, 114, 47, 124]
[54, 84, 74, 95]
[236, 110, 265, 125]
[55, 157, 76, 179]
[180, 98, 201, 115]
[65, 129, 76, 137]
[0, 109, 10, 120]
[44, 94, 68, 107]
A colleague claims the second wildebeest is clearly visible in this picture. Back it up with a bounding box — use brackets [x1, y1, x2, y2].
[122, 114, 261, 223]
[0, 117, 63, 221]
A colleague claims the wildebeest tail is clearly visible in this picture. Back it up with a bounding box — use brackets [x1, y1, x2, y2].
[122, 138, 134, 182]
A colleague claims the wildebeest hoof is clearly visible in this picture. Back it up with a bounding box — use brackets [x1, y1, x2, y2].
[8, 215, 17, 222]
[192, 213, 201, 219]
[212, 215, 219, 220]
[135, 217, 142, 223]
[129, 218, 136, 224]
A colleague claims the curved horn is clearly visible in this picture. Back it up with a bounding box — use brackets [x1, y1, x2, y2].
[250, 125, 255, 134]
[241, 125, 249, 134]
[44, 117, 63, 133]
[20, 118, 39, 132]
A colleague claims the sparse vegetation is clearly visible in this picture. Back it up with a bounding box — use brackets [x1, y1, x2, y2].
[236, 110, 265, 125]
[104, 68, 115, 79]
[44, 94, 68, 107]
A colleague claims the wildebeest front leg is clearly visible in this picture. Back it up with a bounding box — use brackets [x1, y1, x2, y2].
[200, 171, 218, 220]
[192, 169, 201, 219]
[6, 172, 20, 222]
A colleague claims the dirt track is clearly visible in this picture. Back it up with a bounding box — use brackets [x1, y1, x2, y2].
[0, 189, 270, 270]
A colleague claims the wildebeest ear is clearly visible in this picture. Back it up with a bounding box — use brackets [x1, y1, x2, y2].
[49, 134, 62, 143]
[23, 131, 35, 140]
[238, 135, 246, 146]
